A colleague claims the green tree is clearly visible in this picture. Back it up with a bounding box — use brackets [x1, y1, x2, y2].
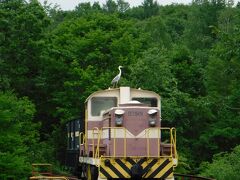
[200, 145, 240, 179]
[142, 0, 159, 18]
[74, 2, 102, 16]
[0, 92, 37, 179]
[125, 6, 145, 19]
[117, 0, 130, 13]
[129, 47, 176, 96]
[141, 16, 172, 48]
[39, 12, 144, 122]
[170, 46, 205, 96]
[0, 0, 50, 95]
[159, 4, 189, 42]
[184, 0, 226, 50]
[201, 25, 240, 155]
[103, 0, 118, 13]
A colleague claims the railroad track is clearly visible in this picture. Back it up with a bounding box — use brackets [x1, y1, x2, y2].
[29, 176, 214, 180]
[174, 173, 215, 180]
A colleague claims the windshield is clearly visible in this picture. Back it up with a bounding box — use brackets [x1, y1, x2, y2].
[132, 97, 158, 107]
[91, 97, 117, 116]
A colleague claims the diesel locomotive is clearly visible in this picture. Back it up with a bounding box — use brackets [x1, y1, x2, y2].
[66, 86, 178, 180]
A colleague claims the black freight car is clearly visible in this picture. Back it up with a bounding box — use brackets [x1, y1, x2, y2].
[65, 118, 84, 175]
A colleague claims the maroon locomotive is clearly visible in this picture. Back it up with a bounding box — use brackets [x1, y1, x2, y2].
[77, 86, 177, 179]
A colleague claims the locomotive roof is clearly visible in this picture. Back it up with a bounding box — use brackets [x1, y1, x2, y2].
[85, 86, 160, 103]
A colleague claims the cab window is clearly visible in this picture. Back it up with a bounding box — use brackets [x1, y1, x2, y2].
[132, 97, 157, 107]
[91, 97, 117, 116]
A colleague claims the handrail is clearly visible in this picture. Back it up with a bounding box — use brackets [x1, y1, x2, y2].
[79, 132, 85, 145]
[91, 127, 177, 160]
[95, 127, 127, 158]
[170, 128, 173, 157]
[31, 163, 52, 176]
[92, 127, 99, 158]
[95, 129, 102, 160]
[171, 128, 178, 159]
[32, 163, 52, 166]
[146, 128, 161, 158]
[146, 127, 177, 158]
[104, 127, 127, 158]
[79, 132, 85, 155]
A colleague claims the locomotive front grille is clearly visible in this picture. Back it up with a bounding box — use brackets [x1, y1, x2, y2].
[99, 157, 174, 179]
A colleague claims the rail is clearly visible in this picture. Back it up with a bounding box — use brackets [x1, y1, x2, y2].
[146, 127, 161, 157]
[30, 176, 69, 180]
[92, 127, 177, 160]
[94, 127, 127, 158]
[174, 173, 215, 180]
[146, 127, 177, 159]
[172, 128, 177, 156]
[30, 164, 79, 180]
[92, 127, 99, 159]
[30, 176, 79, 180]
[79, 132, 86, 155]
[31, 163, 52, 176]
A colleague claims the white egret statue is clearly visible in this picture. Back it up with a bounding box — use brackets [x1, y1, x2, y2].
[111, 66, 123, 88]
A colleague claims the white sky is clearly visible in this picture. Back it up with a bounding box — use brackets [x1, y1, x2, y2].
[38, 0, 192, 10]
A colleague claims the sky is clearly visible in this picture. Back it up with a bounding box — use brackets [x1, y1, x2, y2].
[38, 0, 192, 10]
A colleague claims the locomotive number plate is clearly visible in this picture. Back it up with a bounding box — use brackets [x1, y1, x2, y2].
[127, 111, 143, 116]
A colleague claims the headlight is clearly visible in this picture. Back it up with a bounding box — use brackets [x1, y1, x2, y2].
[148, 109, 157, 127]
[149, 118, 156, 127]
[148, 109, 157, 115]
[115, 116, 123, 126]
[115, 110, 125, 126]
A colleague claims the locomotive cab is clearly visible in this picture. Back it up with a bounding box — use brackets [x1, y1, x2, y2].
[79, 87, 177, 180]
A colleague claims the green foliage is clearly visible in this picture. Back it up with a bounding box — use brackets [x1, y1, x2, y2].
[184, 0, 225, 50]
[171, 45, 205, 96]
[200, 145, 240, 179]
[175, 152, 191, 174]
[103, 0, 118, 13]
[75, 2, 102, 16]
[0, 0, 50, 94]
[129, 47, 176, 95]
[200, 24, 240, 157]
[117, 0, 130, 13]
[40, 12, 145, 121]
[0, 92, 37, 179]
[1, 0, 240, 177]
[142, 16, 172, 48]
[159, 4, 189, 42]
[142, 0, 159, 18]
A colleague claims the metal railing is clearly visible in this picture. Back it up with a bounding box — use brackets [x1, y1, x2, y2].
[92, 127, 99, 159]
[146, 127, 161, 157]
[172, 127, 178, 159]
[31, 163, 53, 176]
[79, 132, 86, 154]
[94, 127, 127, 158]
[174, 173, 215, 180]
[90, 127, 177, 160]
[146, 127, 177, 158]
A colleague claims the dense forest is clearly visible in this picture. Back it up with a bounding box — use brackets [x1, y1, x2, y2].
[1, 0, 240, 179]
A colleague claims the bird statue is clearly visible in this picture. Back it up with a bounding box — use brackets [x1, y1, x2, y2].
[111, 66, 123, 88]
